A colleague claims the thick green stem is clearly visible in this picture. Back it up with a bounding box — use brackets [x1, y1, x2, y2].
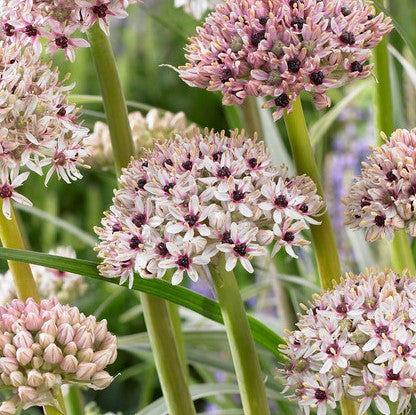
[87, 23, 135, 175]
[88, 23, 195, 414]
[372, 0, 416, 274]
[209, 255, 270, 415]
[283, 97, 341, 290]
[240, 97, 264, 138]
[141, 294, 196, 415]
[63, 386, 83, 415]
[0, 202, 40, 301]
[168, 301, 189, 378]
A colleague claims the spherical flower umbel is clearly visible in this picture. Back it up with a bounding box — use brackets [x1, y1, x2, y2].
[86, 109, 199, 169]
[0, 41, 89, 219]
[280, 269, 416, 415]
[94, 129, 323, 287]
[0, 247, 87, 306]
[344, 129, 416, 242]
[0, 0, 138, 61]
[178, 0, 393, 120]
[0, 297, 117, 414]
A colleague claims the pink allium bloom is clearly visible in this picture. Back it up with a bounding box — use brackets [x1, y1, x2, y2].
[94, 129, 323, 287]
[178, 0, 393, 120]
[0, 41, 89, 219]
[0, 0, 138, 61]
[344, 129, 416, 242]
[280, 269, 416, 415]
[0, 298, 117, 414]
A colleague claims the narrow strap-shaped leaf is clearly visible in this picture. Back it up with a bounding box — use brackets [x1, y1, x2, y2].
[0, 247, 285, 359]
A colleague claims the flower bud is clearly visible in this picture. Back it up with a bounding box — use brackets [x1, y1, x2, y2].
[17, 386, 37, 404]
[92, 350, 112, 371]
[63, 341, 78, 356]
[60, 355, 78, 373]
[91, 371, 114, 389]
[38, 333, 54, 348]
[57, 323, 74, 345]
[0, 400, 16, 415]
[93, 320, 108, 344]
[44, 344, 63, 364]
[27, 370, 44, 387]
[25, 312, 43, 331]
[9, 371, 24, 387]
[74, 327, 93, 349]
[77, 348, 93, 362]
[76, 362, 97, 380]
[0, 357, 18, 374]
[3, 344, 16, 358]
[13, 331, 33, 348]
[41, 321, 57, 337]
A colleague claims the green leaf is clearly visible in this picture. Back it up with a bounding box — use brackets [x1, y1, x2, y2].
[0, 248, 285, 360]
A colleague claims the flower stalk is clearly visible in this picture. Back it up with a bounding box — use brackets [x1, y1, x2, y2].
[209, 254, 270, 415]
[88, 23, 196, 415]
[372, 0, 416, 274]
[283, 97, 341, 290]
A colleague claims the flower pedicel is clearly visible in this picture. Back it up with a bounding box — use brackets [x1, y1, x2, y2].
[179, 0, 393, 120]
[95, 129, 323, 287]
[0, 298, 117, 414]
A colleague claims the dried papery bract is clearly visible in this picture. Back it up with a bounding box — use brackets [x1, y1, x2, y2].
[0, 0, 138, 61]
[86, 109, 199, 169]
[94, 129, 323, 287]
[0, 298, 117, 414]
[0, 247, 87, 305]
[178, 0, 392, 120]
[344, 128, 416, 242]
[280, 269, 416, 415]
[0, 41, 90, 219]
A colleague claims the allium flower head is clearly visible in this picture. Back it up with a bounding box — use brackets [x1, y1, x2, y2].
[86, 109, 199, 169]
[0, 41, 89, 219]
[0, 247, 87, 306]
[344, 129, 416, 242]
[179, 0, 393, 120]
[280, 269, 416, 415]
[94, 129, 323, 287]
[0, 297, 117, 414]
[0, 0, 138, 61]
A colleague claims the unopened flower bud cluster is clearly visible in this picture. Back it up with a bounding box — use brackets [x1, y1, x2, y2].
[345, 129, 416, 242]
[0, 247, 87, 306]
[0, 41, 89, 219]
[0, 0, 138, 61]
[179, 0, 392, 120]
[86, 109, 199, 169]
[95, 129, 323, 287]
[281, 270, 416, 415]
[0, 298, 117, 414]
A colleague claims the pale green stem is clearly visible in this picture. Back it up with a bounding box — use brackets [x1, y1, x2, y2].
[388, 401, 398, 414]
[141, 294, 196, 415]
[209, 255, 270, 415]
[87, 23, 135, 173]
[283, 97, 342, 290]
[63, 386, 83, 415]
[372, 0, 416, 274]
[240, 97, 264, 138]
[340, 398, 359, 415]
[87, 23, 195, 414]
